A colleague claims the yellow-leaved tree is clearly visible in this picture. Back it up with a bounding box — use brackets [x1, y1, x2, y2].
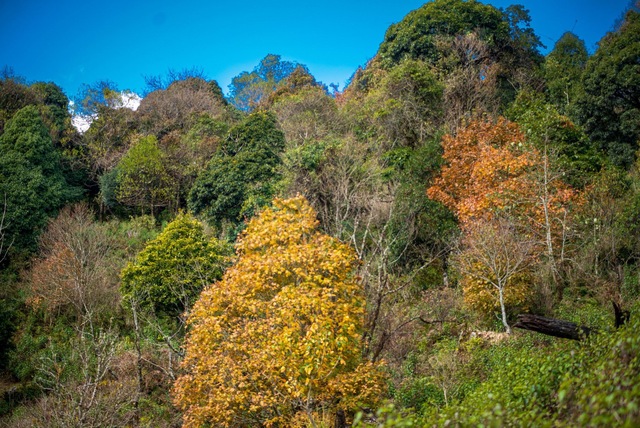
[173, 196, 386, 428]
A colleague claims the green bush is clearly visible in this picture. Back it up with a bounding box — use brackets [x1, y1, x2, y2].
[432, 319, 640, 426]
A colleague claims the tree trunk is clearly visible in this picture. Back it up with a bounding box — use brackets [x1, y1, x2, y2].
[613, 301, 630, 329]
[498, 287, 511, 334]
[334, 409, 347, 428]
[131, 302, 144, 423]
[513, 314, 592, 340]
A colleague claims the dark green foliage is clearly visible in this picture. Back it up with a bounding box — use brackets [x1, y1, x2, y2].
[1, 105, 60, 174]
[0, 153, 59, 255]
[509, 91, 601, 187]
[9, 313, 76, 385]
[223, 110, 285, 157]
[30, 82, 68, 110]
[499, 4, 544, 71]
[544, 32, 588, 113]
[377, 0, 541, 68]
[503, 5, 544, 56]
[188, 111, 285, 227]
[0, 274, 20, 371]
[378, 0, 508, 67]
[98, 168, 119, 209]
[29, 83, 85, 186]
[31, 82, 73, 141]
[376, 0, 542, 109]
[556, 322, 640, 426]
[574, 10, 640, 168]
[395, 377, 444, 410]
[208, 79, 227, 105]
[187, 157, 248, 225]
[0, 106, 81, 256]
[383, 140, 456, 272]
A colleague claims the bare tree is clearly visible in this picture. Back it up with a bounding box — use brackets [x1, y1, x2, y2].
[137, 77, 228, 136]
[294, 136, 448, 361]
[143, 67, 208, 95]
[435, 32, 501, 132]
[32, 319, 136, 428]
[455, 217, 534, 334]
[28, 204, 119, 321]
[271, 86, 340, 148]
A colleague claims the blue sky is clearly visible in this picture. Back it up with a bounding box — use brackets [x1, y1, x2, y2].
[0, 0, 632, 98]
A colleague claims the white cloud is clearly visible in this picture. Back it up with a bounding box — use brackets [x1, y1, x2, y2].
[116, 91, 142, 111]
[70, 91, 142, 133]
[71, 114, 95, 133]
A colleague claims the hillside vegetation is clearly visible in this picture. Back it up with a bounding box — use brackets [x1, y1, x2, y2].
[1, 1, 639, 426]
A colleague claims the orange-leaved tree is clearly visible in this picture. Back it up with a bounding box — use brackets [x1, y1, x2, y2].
[427, 117, 535, 226]
[173, 196, 386, 428]
[427, 118, 537, 329]
[428, 117, 582, 249]
[428, 117, 583, 327]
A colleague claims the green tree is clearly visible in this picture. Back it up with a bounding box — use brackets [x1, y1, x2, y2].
[228, 54, 304, 111]
[378, 0, 541, 67]
[375, 0, 542, 106]
[188, 111, 285, 227]
[270, 84, 338, 148]
[543, 32, 588, 113]
[174, 196, 386, 427]
[30, 81, 88, 190]
[2, 105, 62, 174]
[344, 59, 443, 149]
[82, 101, 138, 179]
[120, 212, 230, 318]
[378, 0, 507, 67]
[208, 79, 227, 105]
[266, 65, 324, 107]
[0, 105, 80, 256]
[509, 91, 600, 187]
[574, 10, 640, 168]
[31, 82, 76, 144]
[115, 135, 175, 215]
[31, 81, 68, 110]
[161, 114, 231, 208]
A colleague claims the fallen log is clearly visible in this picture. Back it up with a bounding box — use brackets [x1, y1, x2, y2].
[513, 314, 593, 341]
